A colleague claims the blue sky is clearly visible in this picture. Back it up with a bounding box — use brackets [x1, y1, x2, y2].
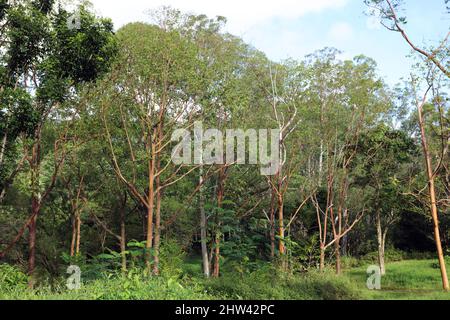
[89, 0, 450, 86]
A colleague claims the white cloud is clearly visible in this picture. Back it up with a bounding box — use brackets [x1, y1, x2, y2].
[89, 0, 349, 34]
[328, 22, 353, 42]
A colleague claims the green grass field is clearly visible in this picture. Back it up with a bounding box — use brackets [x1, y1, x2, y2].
[345, 259, 450, 300]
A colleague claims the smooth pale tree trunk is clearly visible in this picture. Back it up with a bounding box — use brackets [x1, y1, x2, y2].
[418, 101, 449, 291]
[212, 168, 226, 278]
[335, 240, 341, 275]
[319, 244, 325, 272]
[376, 210, 386, 275]
[199, 166, 210, 278]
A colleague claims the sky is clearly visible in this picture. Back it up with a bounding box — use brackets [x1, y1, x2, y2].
[88, 0, 450, 86]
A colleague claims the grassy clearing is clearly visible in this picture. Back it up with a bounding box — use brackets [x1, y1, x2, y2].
[345, 258, 450, 300]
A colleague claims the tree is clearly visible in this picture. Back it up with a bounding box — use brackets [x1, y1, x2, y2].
[365, 0, 450, 290]
[99, 21, 203, 275]
[0, 1, 116, 286]
[356, 126, 418, 274]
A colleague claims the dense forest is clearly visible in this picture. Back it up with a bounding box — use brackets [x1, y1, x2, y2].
[0, 0, 449, 300]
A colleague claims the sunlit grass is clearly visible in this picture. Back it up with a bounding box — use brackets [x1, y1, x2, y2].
[345, 258, 450, 300]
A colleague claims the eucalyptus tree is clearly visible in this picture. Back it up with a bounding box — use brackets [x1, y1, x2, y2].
[302, 49, 390, 273]
[365, 0, 450, 290]
[99, 22, 204, 275]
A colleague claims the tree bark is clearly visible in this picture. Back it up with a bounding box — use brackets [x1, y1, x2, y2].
[153, 186, 161, 275]
[418, 98, 449, 291]
[319, 244, 325, 272]
[199, 166, 210, 277]
[70, 215, 76, 257]
[212, 167, 226, 278]
[75, 212, 81, 255]
[334, 239, 341, 275]
[376, 209, 386, 275]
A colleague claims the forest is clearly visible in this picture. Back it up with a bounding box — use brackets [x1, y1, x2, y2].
[0, 0, 449, 301]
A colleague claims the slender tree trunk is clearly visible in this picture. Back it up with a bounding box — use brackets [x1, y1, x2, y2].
[335, 239, 341, 275]
[418, 102, 449, 291]
[319, 244, 325, 272]
[75, 212, 81, 255]
[199, 166, 210, 277]
[277, 193, 285, 256]
[376, 209, 386, 275]
[212, 168, 226, 278]
[70, 215, 76, 257]
[153, 187, 161, 275]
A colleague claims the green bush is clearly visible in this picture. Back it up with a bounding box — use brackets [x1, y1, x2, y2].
[0, 264, 28, 291]
[203, 266, 358, 300]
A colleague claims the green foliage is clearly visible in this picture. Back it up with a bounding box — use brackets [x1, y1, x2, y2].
[204, 266, 358, 300]
[0, 264, 28, 291]
[159, 239, 186, 278]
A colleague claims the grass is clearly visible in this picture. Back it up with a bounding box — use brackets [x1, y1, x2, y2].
[1, 258, 450, 300]
[345, 258, 450, 300]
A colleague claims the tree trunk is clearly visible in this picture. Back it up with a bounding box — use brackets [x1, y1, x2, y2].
[70, 215, 76, 257]
[153, 188, 161, 275]
[418, 102, 449, 291]
[145, 146, 155, 274]
[199, 166, 210, 277]
[212, 168, 226, 278]
[376, 210, 386, 275]
[277, 193, 285, 256]
[335, 239, 341, 275]
[75, 212, 81, 256]
[319, 244, 325, 272]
